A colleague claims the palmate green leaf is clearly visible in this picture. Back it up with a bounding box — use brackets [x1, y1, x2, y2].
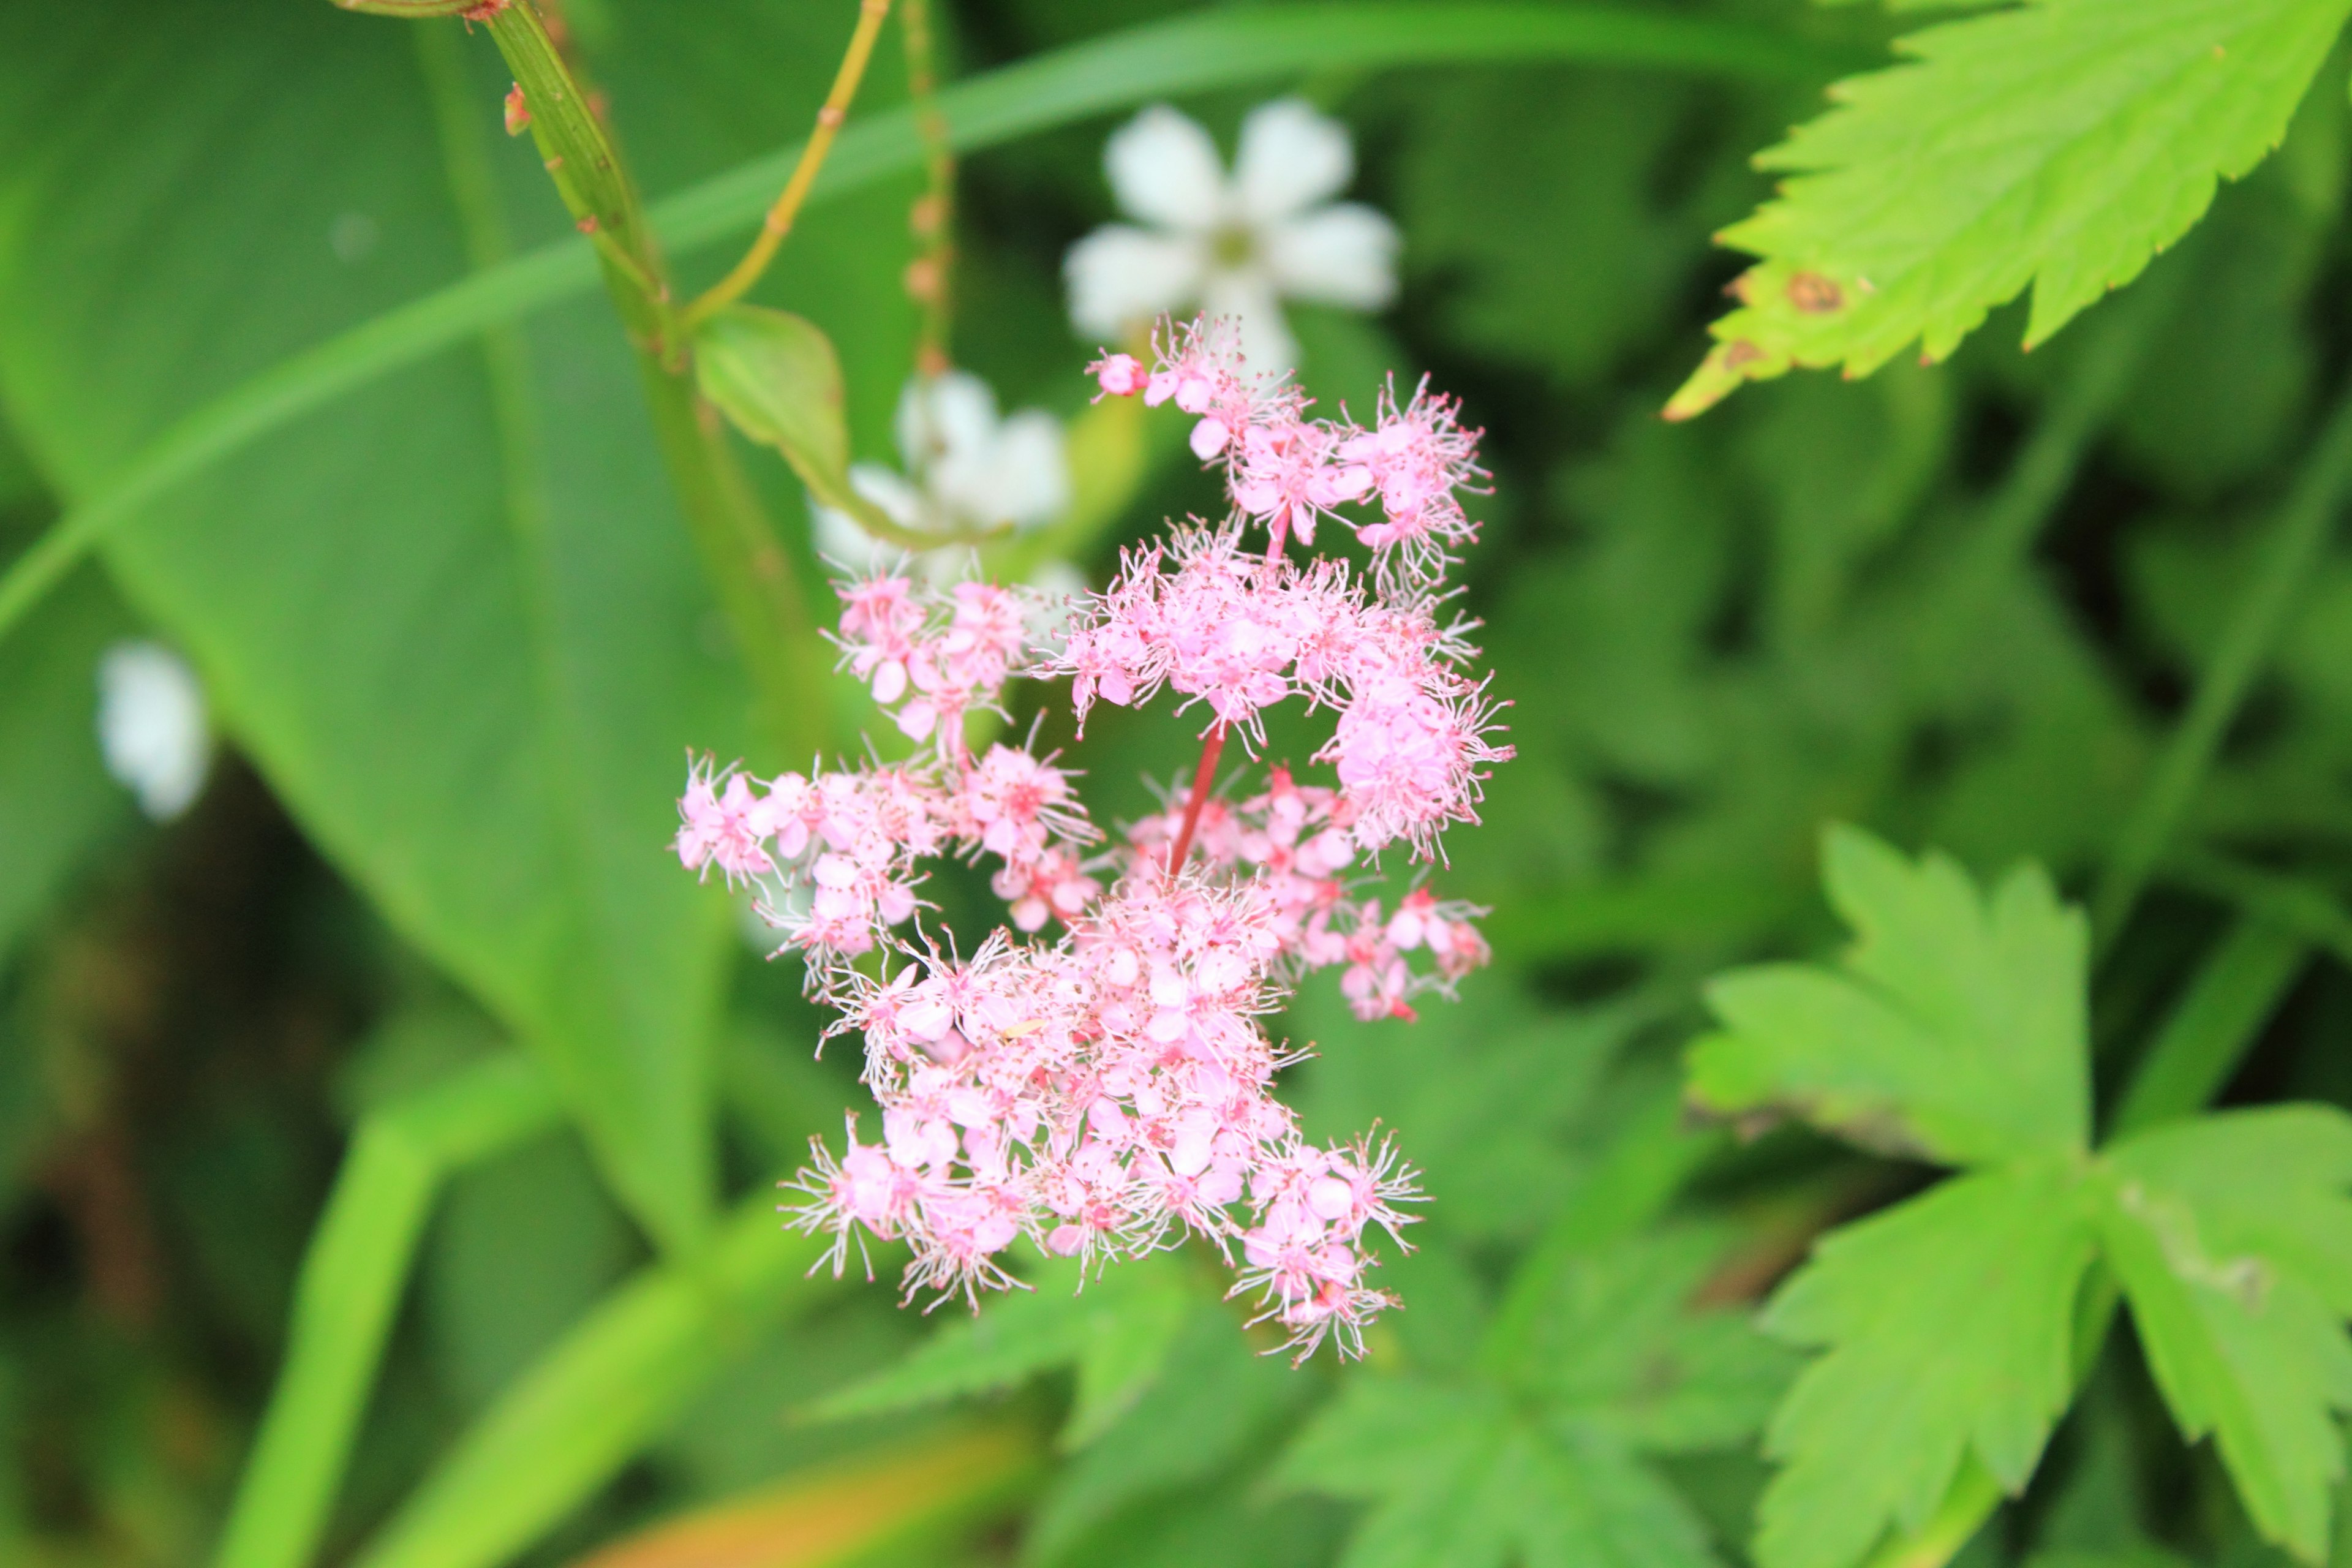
[1689, 825, 2089, 1164]
[1284, 1227, 1785, 1568]
[1754, 1159, 2098, 1568]
[0, 0, 915, 1251]
[2098, 1108, 2352, 1560]
[1665, 0, 2352, 418]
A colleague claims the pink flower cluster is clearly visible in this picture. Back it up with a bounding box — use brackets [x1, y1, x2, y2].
[673, 318, 1513, 1360]
[1092, 317, 1485, 583]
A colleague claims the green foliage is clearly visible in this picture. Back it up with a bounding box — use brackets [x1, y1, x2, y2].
[694, 304, 897, 537]
[1695, 829, 2352, 1568]
[810, 1251, 1196, 1450]
[1669, 0, 2352, 417]
[1280, 1226, 1795, 1568]
[9, 4, 2352, 1568]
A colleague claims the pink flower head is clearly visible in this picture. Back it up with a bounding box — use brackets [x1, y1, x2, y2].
[681, 314, 1510, 1359]
[675, 758, 777, 886]
[1091, 352, 1147, 398]
[1337, 377, 1487, 579]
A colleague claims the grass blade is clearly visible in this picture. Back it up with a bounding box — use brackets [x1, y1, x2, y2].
[0, 2, 1855, 646]
[352, 1200, 834, 1568]
[215, 1050, 562, 1568]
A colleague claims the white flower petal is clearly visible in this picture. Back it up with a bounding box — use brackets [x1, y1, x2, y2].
[897, 369, 998, 475]
[849, 464, 927, 530]
[976, 410, 1071, 529]
[811, 498, 895, 572]
[1065, 224, 1207, 336]
[1201, 265, 1298, 379]
[1263, 203, 1399, 311]
[96, 641, 209, 821]
[1104, 105, 1229, 231]
[1233, 98, 1355, 225]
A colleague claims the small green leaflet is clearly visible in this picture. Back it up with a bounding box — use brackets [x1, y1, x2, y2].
[1665, 0, 2352, 418]
[1278, 1227, 1796, 1568]
[692, 304, 900, 539]
[1687, 826, 2352, 1568]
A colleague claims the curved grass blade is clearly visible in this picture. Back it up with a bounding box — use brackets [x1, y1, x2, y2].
[0, 2, 1858, 644]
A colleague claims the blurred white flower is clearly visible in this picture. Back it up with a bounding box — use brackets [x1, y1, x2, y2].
[97, 640, 210, 821]
[815, 369, 1070, 577]
[1065, 99, 1399, 376]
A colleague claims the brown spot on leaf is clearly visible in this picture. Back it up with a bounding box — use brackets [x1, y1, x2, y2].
[1787, 271, 1845, 314]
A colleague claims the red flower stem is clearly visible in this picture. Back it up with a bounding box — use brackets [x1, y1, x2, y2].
[1166, 722, 1228, 878]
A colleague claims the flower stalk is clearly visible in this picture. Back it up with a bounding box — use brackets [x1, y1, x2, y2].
[481, 1, 828, 764]
[684, 0, 897, 329]
[899, 0, 956, 376]
[1165, 722, 1227, 876]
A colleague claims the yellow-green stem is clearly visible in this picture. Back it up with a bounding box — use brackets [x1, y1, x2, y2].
[685, 0, 897, 328]
[899, 0, 956, 375]
[484, 1, 827, 764]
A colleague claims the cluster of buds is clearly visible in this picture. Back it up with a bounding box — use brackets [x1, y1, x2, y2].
[674, 318, 1512, 1360]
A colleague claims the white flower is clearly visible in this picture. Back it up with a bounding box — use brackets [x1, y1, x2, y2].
[1065, 98, 1400, 376]
[814, 370, 1071, 576]
[96, 641, 210, 821]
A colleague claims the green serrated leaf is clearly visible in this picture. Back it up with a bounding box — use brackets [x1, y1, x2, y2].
[693, 303, 897, 540]
[2099, 1108, 2352, 1560]
[1755, 1159, 2097, 1568]
[1667, 0, 2352, 417]
[1691, 826, 2089, 1164]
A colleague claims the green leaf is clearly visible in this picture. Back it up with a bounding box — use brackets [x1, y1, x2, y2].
[216, 1047, 562, 1568]
[1689, 825, 2089, 1164]
[0, 5, 1855, 650]
[1280, 1377, 1720, 1568]
[693, 304, 892, 537]
[0, 0, 788, 1251]
[1025, 1306, 1310, 1565]
[1667, 0, 2352, 418]
[0, 561, 133, 962]
[353, 1198, 828, 1568]
[2099, 1108, 2352, 1559]
[809, 1252, 1191, 1450]
[1755, 1160, 2098, 1568]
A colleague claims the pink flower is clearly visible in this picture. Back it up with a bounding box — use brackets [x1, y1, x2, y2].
[678, 314, 1512, 1360]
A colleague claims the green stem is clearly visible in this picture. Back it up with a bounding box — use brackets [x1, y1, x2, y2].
[0, 1, 1852, 647]
[484, 2, 827, 766]
[2105, 916, 2304, 1140]
[2163, 850, 2352, 973]
[2092, 381, 2352, 948]
[212, 1053, 562, 1568]
[1909, 265, 2185, 685]
[350, 1197, 835, 1568]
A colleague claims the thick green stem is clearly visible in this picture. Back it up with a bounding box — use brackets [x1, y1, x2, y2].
[212, 1053, 562, 1568]
[485, 2, 827, 766]
[2092, 380, 2352, 949]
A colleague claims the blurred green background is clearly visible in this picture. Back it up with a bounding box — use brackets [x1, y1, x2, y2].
[6, 1, 2352, 1566]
